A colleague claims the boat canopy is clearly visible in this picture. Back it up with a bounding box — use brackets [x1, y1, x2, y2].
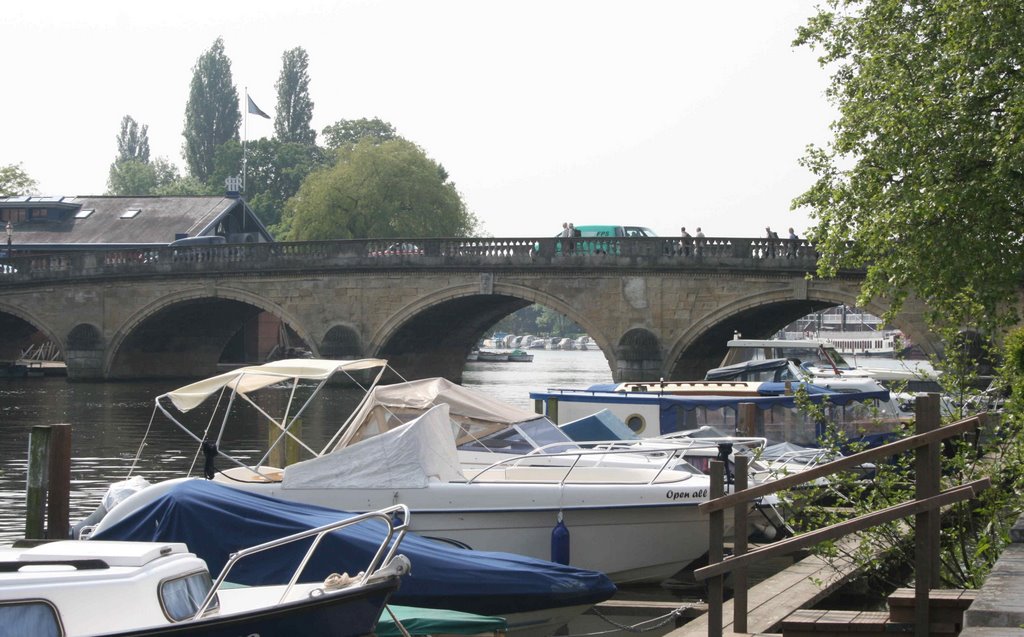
[335, 377, 546, 450]
[535, 384, 890, 410]
[705, 358, 798, 381]
[162, 358, 388, 412]
[284, 404, 464, 489]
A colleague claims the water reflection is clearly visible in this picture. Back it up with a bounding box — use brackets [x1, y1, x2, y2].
[0, 350, 612, 541]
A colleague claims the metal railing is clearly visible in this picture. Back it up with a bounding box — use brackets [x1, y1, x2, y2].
[195, 503, 411, 618]
[695, 394, 989, 637]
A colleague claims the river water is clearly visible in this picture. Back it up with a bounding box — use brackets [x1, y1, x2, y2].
[0, 349, 613, 543]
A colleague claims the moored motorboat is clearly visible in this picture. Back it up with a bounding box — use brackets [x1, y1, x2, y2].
[5, 503, 411, 637]
[529, 379, 899, 447]
[88, 479, 615, 636]
[92, 359, 712, 585]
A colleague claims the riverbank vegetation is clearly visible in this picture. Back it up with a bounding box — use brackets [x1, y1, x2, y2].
[790, 0, 1024, 589]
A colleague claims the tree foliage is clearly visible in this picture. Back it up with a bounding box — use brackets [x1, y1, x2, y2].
[183, 37, 241, 183]
[273, 47, 316, 145]
[115, 115, 150, 164]
[321, 117, 398, 151]
[793, 0, 1024, 333]
[107, 158, 183, 196]
[0, 163, 38, 197]
[789, 0, 1024, 591]
[274, 137, 477, 240]
[242, 138, 327, 228]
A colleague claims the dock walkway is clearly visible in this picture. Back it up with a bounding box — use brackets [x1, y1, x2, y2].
[667, 537, 864, 637]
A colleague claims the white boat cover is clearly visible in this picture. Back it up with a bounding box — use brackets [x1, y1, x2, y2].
[161, 358, 388, 412]
[334, 377, 543, 450]
[282, 404, 465, 489]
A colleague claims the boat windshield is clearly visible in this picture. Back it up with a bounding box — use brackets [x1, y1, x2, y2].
[457, 418, 579, 455]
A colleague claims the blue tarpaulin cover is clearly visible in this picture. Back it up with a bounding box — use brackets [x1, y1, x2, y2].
[91, 480, 616, 616]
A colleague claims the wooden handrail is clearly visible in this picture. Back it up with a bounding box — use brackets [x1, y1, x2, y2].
[695, 477, 990, 580]
[698, 415, 980, 514]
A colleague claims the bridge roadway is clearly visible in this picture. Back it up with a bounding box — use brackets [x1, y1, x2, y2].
[0, 235, 936, 382]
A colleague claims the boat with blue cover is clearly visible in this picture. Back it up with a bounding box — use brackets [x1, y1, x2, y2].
[88, 479, 616, 636]
[1, 502, 411, 637]
[529, 380, 899, 447]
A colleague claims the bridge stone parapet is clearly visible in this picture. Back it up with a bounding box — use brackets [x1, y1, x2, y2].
[0, 237, 933, 383]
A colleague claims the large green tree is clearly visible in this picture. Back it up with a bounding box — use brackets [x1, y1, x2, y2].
[793, 0, 1024, 333]
[107, 157, 183, 195]
[242, 138, 326, 228]
[0, 164, 37, 196]
[273, 47, 316, 145]
[790, 0, 1024, 588]
[183, 37, 241, 183]
[274, 137, 477, 240]
[115, 115, 150, 163]
[321, 117, 398, 151]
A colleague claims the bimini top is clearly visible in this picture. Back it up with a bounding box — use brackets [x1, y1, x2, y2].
[161, 358, 388, 412]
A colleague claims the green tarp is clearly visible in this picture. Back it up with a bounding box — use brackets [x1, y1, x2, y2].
[377, 605, 507, 636]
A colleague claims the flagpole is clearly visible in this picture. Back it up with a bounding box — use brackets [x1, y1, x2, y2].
[243, 86, 249, 194]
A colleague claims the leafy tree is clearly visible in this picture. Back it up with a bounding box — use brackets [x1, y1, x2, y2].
[793, 0, 1024, 335]
[274, 137, 477, 240]
[242, 138, 327, 228]
[107, 157, 185, 196]
[0, 163, 38, 196]
[790, 0, 1024, 589]
[183, 37, 241, 183]
[273, 47, 316, 145]
[153, 174, 211, 196]
[115, 115, 150, 163]
[321, 117, 398, 151]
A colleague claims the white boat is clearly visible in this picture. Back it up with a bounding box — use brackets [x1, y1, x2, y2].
[101, 359, 715, 585]
[2, 505, 411, 637]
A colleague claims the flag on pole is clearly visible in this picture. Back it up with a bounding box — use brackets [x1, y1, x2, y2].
[247, 95, 271, 119]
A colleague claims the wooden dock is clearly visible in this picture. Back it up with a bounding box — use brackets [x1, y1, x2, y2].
[666, 537, 865, 636]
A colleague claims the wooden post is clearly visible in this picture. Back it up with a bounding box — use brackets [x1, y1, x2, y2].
[733, 454, 749, 633]
[25, 425, 51, 539]
[708, 460, 725, 637]
[285, 418, 303, 467]
[738, 402, 757, 437]
[46, 424, 71, 540]
[25, 424, 71, 540]
[914, 393, 940, 637]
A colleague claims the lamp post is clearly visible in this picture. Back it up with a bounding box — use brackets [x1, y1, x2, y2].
[5, 220, 10, 252]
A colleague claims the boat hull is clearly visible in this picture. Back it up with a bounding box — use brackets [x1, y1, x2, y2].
[111, 580, 395, 637]
[221, 480, 709, 584]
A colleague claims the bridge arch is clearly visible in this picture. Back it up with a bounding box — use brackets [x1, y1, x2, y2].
[320, 324, 363, 359]
[104, 287, 319, 379]
[0, 302, 64, 362]
[369, 282, 614, 382]
[666, 286, 890, 379]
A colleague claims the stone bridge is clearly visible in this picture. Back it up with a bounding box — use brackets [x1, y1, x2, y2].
[0, 235, 937, 382]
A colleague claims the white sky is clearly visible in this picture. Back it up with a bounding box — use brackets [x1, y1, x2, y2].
[6, 0, 833, 238]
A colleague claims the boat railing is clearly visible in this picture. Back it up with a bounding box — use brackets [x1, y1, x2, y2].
[463, 444, 699, 485]
[194, 504, 411, 619]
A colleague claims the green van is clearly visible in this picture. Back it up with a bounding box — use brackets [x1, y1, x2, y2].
[556, 225, 657, 254]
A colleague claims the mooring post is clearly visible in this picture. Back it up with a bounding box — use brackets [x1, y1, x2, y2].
[738, 402, 757, 437]
[733, 454, 749, 633]
[25, 424, 71, 540]
[708, 460, 725, 637]
[914, 393, 940, 637]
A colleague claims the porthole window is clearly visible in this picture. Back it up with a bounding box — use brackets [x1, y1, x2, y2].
[626, 414, 645, 434]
